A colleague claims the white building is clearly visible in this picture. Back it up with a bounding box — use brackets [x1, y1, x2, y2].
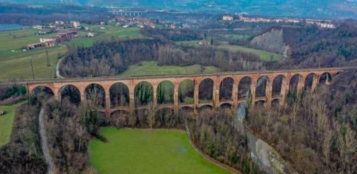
[223, 15, 234, 21]
[40, 37, 57, 43]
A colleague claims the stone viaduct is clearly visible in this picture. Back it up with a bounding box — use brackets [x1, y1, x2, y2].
[25, 68, 344, 116]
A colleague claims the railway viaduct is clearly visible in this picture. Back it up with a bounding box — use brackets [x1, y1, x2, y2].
[24, 67, 345, 116]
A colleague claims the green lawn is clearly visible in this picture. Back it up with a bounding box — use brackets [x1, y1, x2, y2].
[0, 102, 25, 146]
[217, 43, 284, 61]
[118, 61, 220, 77]
[224, 34, 250, 40]
[0, 25, 143, 80]
[0, 46, 67, 80]
[89, 128, 231, 174]
[176, 40, 283, 62]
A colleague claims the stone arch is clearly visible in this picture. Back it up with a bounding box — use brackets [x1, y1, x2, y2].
[198, 105, 213, 113]
[219, 77, 234, 101]
[157, 80, 174, 104]
[178, 79, 195, 104]
[220, 103, 233, 113]
[304, 73, 317, 91]
[238, 76, 252, 100]
[32, 86, 54, 97]
[319, 72, 332, 85]
[85, 83, 106, 108]
[59, 85, 81, 105]
[272, 75, 287, 97]
[134, 81, 153, 106]
[271, 99, 281, 108]
[255, 100, 266, 108]
[199, 78, 214, 103]
[110, 110, 130, 127]
[110, 82, 129, 108]
[255, 75, 270, 98]
[289, 74, 303, 93]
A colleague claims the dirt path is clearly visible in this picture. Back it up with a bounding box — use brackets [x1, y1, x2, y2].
[56, 57, 64, 79]
[39, 108, 54, 174]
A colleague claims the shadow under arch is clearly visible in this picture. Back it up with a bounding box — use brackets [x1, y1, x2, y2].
[304, 73, 317, 91]
[289, 74, 303, 93]
[255, 75, 270, 98]
[178, 79, 195, 104]
[85, 83, 106, 108]
[110, 82, 129, 108]
[198, 105, 213, 113]
[319, 72, 332, 85]
[272, 75, 287, 97]
[199, 78, 214, 103]
[134, 81, 153, 107]
[219, 77, 234, 101]
[238, 76, 252, 100]
[271, 99, 281, 108]
[157, 80, 174, 105]
[59, 85, 81, 105]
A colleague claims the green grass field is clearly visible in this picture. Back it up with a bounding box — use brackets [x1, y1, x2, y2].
[89, 128, 231, 174]
[0, 24, 144, 80]
[176, 40, 283, 62]
[118, 61, 220, 77]
[218, 43, 284, 61]
[0, 102, 25, 146]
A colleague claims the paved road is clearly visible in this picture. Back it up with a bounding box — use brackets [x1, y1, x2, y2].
[39, 108, 54, 174]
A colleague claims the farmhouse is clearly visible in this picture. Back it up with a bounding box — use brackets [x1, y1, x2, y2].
[40, 37, 57, 43]
[27, 43, 43, 50]
[222, 15, 233, 21]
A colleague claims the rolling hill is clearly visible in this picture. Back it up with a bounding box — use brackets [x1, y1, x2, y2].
[0, 0, 357, 18]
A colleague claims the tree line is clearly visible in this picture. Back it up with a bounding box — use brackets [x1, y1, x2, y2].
[60, 38, 264, 78]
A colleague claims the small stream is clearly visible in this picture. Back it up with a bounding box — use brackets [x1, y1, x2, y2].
[235, 103, 298, 174]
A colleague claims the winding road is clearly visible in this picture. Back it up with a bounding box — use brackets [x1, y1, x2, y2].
[39, 108, 54, 174]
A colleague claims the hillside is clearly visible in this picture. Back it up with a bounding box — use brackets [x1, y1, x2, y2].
[250, 28, 291, 58]
[256, 25, 357, 68]
[1, 0, 357, 18]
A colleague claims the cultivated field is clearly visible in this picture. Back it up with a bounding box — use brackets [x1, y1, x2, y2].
[0, 102, 25, 146]
[89, 128, 231, 174]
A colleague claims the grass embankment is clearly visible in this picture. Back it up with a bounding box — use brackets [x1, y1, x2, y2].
[118, 61, 220, 77]
[89, 128, 231, 174]
[0, 102, 26, 146]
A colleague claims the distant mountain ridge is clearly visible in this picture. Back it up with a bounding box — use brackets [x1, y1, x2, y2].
[1, 0, 357, 18]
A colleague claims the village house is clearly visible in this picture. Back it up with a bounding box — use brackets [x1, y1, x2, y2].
[87, 32, 95, 37]
[222, 15, 234, 21]
[58, 30, 78, 39]
[71, 21, 81, 29]
[27, 43, 43, 50]
[40, 37, 57, 43]
[38, 30, 48, 35]
[32, 25, 45, 30]
[55, 21, 65, 25]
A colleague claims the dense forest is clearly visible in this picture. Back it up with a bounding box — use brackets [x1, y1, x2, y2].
[60, 39, 263, 78]
[246, 70, 357, 174]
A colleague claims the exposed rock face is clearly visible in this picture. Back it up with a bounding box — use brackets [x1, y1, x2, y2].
[250, 28, 291, 58]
